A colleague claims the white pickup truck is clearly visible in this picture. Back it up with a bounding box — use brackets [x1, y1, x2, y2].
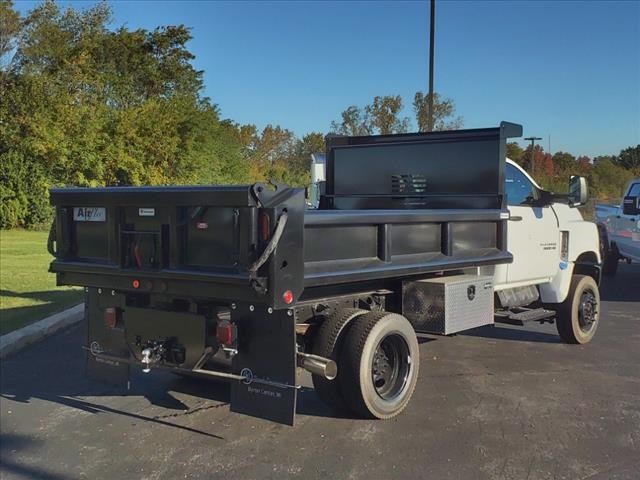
[597, 179, 640, 274]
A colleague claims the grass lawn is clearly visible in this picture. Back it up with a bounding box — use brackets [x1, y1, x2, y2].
[0, 229, 83, 335]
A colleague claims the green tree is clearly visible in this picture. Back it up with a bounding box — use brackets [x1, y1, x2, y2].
[239, 124, 297, 165]
[616, 145, 640, 171]
[1, 0, 248, 227]
[590, 157, 635, 200]
[413, 91, 463, 132]
[297, 132, 325, 157]
[235, 124, 311, 185]
[330, 105, 371, 136]
[365, 95, 409, 134]
[506, 142, 524, 163]
[293, 132, 324, 173]
[331, 96, 410, 136]
[576, 156, 592, 173]
[552, 151, 576, 173]
[0, 0, 21, 69]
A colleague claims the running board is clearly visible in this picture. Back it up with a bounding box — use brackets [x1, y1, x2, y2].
[495, 308, 556, 326]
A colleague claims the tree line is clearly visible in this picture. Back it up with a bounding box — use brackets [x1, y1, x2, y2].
[1, 1, 638, 229]
[507, 143, 639, 201]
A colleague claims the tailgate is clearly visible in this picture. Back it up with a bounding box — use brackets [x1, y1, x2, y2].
[49, 184, 305, 308]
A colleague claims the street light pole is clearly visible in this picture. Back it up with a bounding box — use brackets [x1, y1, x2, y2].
[524, 136, 542, 175]
[427, 0, 435, 131]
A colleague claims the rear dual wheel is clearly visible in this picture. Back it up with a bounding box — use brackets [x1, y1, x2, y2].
[311, 308, 367, 412]
[312, 310, 420, 419]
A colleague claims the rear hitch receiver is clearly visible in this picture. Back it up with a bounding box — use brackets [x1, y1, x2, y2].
[140, 342, 166, 373]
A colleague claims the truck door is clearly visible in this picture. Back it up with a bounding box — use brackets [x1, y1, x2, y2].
[502, 163, 559, 286]
[617, 182, 640, 261]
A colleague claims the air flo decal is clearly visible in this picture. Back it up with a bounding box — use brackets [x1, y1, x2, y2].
[73, 207, 106, 222]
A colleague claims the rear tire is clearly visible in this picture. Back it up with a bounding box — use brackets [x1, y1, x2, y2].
[339, 311, 420, 419]
[555, 274, 600, 344]
[311, 308, 367, 412]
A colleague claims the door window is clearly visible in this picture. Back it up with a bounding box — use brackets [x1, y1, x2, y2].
[505, 163, 537, 206]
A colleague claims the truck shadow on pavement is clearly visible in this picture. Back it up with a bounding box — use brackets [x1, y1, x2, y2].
[0, 325, 230, 440]
[599, 263, 640, 302]
[0, 323, 355, 439]
[0, 433, 73, 480]
[461, 324, 561, 343]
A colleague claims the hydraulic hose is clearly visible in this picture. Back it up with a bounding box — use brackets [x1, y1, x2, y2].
[249, 211, 288, 273]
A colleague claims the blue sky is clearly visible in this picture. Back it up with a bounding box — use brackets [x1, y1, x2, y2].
[15, 0, 640, 157]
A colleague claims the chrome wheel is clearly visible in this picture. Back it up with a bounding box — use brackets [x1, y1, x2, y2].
[371, 334, 411, 401]
[578, 289, 598, 333]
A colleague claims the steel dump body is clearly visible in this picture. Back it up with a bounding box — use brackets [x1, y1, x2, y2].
[50, 123, 520, 306]
[48, 122, 522, 425]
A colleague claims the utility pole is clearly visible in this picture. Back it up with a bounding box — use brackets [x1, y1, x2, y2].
[427, 0, 435, 131]
[548, 134, 551, 154]
[524, 136, 542, 175]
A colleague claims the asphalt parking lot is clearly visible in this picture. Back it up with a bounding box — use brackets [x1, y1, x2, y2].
[1, 263, 639, 480]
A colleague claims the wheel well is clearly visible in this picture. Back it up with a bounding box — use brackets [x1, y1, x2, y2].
[574, 251, 601, 285]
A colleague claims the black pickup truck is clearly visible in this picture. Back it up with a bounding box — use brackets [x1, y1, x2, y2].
[49, 122, 522, 425]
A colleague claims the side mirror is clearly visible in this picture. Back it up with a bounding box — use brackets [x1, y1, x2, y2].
[622, 196, 640, 215]
[568, 176, 588, 207]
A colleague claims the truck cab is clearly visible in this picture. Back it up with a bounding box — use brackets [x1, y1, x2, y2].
[493, 160, 601, 305]
[310, 152, 602, 343]
[598, 179, 640, 273]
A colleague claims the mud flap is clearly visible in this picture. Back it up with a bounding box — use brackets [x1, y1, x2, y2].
[230, 305, 297, 425]
[85, 288, 130, 386]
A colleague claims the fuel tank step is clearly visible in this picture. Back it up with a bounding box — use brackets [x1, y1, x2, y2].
[495, 308, 556, 326]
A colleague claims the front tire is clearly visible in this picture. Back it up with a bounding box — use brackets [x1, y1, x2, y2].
[339, 311, 420, 419]
[555, 275, 600, 344]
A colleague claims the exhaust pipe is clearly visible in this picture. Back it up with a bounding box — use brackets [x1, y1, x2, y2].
[297, 352, 337, 380]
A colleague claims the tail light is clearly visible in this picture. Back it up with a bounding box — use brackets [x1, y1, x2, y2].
[216, 320, 236, 346]
[283, 290, 294, 305]
[259, 212, 271, 241]
[104, 307, 118, 329]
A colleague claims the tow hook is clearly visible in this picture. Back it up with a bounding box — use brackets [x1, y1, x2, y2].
[140, 341, 166, 373]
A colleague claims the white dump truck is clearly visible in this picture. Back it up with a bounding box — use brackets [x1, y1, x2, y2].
[49, 122, 603, 425]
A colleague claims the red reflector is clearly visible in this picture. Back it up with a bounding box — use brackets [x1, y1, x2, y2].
[216, 321, 235, 346]
[259, 212, 271, 242]
[104, 307, 117, 329]
[132, 279, 140, 289]
[283, 290, 294, 305]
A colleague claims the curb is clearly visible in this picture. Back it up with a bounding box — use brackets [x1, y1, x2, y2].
[0, 304, 84, 359]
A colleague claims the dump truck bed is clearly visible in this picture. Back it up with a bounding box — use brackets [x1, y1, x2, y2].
[49, 122, 521, 309]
